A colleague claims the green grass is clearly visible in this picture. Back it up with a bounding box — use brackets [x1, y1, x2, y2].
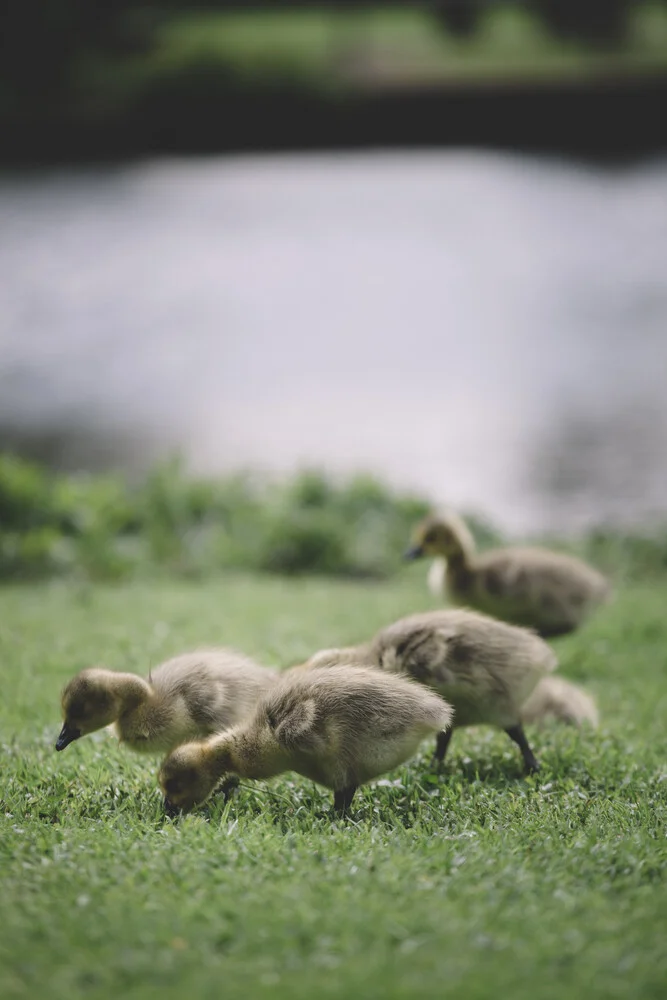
[1, 571, 666, 1000]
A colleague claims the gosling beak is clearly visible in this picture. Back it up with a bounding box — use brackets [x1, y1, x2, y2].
[163, 798, 180, 819]
[55, 722, 81, 752]
[403, 545, 424, 561]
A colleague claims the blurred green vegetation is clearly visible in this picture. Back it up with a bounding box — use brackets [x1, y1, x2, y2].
[144, 4, 667, 87]
[0, 453, 431, 582]
[3, 3, 667, 125]
[1, 452, 666, 584]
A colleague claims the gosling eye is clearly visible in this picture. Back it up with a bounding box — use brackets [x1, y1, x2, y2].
[423, 530, 437, 546]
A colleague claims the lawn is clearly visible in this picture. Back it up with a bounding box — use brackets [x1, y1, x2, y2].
[0, 571, 665, 1000]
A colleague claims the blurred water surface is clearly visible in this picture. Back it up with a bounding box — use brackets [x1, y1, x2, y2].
[1, 151, 666, 533]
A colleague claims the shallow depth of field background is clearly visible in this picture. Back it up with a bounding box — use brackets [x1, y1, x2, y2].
[0, 4, 666, 1000]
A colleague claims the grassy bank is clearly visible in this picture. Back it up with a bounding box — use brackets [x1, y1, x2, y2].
[0, 456, 433, 581]
[1, 572, 665, 1000]
[3, 453, 667, 585]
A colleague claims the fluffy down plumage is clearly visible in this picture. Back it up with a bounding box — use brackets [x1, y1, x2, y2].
[159, 664, 453, 814]
[56, 648, 277, 756]
[301, 608, 558, 773]
[406, 511, 611, 637]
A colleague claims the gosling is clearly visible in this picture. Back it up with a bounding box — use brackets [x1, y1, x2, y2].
[303, 650, 598, 730]
[520, 676, 599, 729]
[301, 608, 558, 773]
[56, 648, 277, 755]
[405, 511, 610, 637]
[158, 665, 453, 815]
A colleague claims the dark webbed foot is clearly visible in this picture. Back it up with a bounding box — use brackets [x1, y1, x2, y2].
[505, 724, 540, 774]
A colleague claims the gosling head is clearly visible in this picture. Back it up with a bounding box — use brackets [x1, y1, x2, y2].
[404, 512, 475, 562]
[159, 742, 219, 816]
[56, 668, 119, 751]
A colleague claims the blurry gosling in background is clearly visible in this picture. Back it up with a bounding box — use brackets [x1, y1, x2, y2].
[302, 608, 558, 774]
[405, 511, 610, 637]
[159, 664, 453, 815]
[56, 648, 277, 755]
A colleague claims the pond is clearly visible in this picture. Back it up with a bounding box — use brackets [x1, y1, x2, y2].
[1, 150, 666, 533]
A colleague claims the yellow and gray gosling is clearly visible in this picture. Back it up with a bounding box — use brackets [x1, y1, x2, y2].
[56, 648, 277, 756]
[405, 511, 610, 638]
[301, 608, 558, 773]
[158, 664, 453, 815]
[520, 676, 599, 729]
[303, 651, 599, 731]
[303, 645, 598, 748]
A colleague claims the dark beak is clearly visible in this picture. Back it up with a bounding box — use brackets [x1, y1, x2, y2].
[55, 722, 81, 752]
[403, 545, 425, 561]
[163, 799, 180, 818]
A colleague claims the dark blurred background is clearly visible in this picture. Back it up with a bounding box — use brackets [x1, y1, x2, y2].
[1, 1, 667, 566]
[3, 1, 667, 160]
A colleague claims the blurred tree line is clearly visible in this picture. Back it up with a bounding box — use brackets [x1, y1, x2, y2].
[0, 1, 655, 114]
[434, 0, 637, 43]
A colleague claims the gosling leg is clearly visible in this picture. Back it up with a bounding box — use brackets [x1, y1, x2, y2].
[333, 786, 357, 814]
[431, 728, 453, 767]
[505, 724, 540, 774]
[215, 775, 240, 801]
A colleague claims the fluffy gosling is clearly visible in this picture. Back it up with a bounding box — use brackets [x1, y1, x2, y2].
[406, 511, 610, 637]
[520, 676, 599, 729]
[158, 665, 453, 815]
[56, 648, 277, 755]
[301, 608, 558, 773]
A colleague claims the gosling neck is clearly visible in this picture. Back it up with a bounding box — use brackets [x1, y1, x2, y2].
[445, 548, 471, 574]
[441, 535, 476, 586]
[441, 529, 475, 573]
[208, 729, 285, 781]
[206, 732, 238, 780]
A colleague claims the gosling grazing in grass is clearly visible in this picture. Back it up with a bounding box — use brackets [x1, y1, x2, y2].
[302, 608, 558, 773]
[520, 676, 599, 729]
[56, 649, 277, 755]
[405, 511, 610, 637]
[158, 665, 453, 815]
[303, 649, 598, 732]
